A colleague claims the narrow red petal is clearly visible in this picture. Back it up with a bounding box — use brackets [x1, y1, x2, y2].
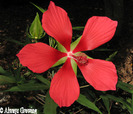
[16, 43, 66, 73]
[73, 16, 118, 52]
[49, 58, 80, 107]
[77, 59, 118, 91]
[42, 1, 72, 51]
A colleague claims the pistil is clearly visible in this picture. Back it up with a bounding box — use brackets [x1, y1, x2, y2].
[67, 52, 88, 66]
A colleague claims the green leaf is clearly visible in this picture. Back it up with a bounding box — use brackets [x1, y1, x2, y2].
[0, 66, 7, 74]
[0, 75, 16, 84]
[13, 67, 22, 82]
[49, 37, 57, 48]
[106, 94, 131, 111]
[29, 12, 44, 39]
[77, 94, 102, 114]
[6, 82, 49, 92]
[71, 36, 81, 51]
[100, 95, 110, 114]
[24, 71, 31, 76]
[30, 2, 46, 13]
[35, 75, 50, 87]
[106, 51, 118, 61]
[72, 26, 84, 30]
[43, 91, 58, 114]
[131, 94, 133, 114]
[117, 81, 133, 94]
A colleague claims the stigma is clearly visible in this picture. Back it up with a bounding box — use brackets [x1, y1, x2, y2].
[67, 52, 88, 66]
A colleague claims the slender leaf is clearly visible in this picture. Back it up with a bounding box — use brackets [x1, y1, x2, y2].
[100, 95, 110, 114]
[117, 81, 133, 94]
[6, 83, 49, 92]
[13, 67, 22, 82]
[77, 94, 102, 114]
[106, 94, 131, 111]
[131, 94, 133, 114]
[24, 71, 31, 76]
[0, 75, 16, 84]
[106, 51, 118, 61]
[31, 2, 46, 13]
[35, 75, 50, 87]
[49, 37, 57, 48]
[72, 26, 84, 30]
[43, 91, 58, 114]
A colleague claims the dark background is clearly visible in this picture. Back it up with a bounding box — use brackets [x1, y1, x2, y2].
[1, 0, 133, 62]
[0, 0, 132, 41]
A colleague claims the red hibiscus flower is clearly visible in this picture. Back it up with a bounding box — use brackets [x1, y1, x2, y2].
[17, 1, 118, 107]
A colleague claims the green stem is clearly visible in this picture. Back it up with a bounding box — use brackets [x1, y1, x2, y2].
[80, 84, 90, 88]
[131, 94, 133, 114]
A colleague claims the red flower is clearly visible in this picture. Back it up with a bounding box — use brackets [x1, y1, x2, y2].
[17, 1, 118, 107]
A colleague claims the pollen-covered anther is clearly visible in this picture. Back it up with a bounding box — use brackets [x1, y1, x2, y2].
[72, 53, 88, 66]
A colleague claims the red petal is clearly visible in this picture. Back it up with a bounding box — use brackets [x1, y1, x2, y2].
[49, 58, 80, 107]
[73, 16, 118, 52]
[42, 1, 72, 51]
[16, 43, 66, 73]
[77, 59, 118, 91]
